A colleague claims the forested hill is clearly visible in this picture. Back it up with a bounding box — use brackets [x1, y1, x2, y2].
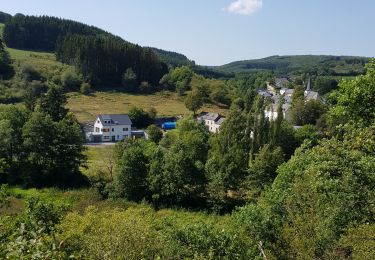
[3, 14, 110, 51]
[2, 13, 169, 86]
[214, 55, 370, 76]
[150, 47, 195, 68]
[0, 11, 12, 23]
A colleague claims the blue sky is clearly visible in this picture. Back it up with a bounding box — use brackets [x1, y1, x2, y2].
[2, 0, 374, 65]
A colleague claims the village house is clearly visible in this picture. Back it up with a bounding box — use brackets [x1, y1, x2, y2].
[89, 114, 132, 142]
[264, 103, 292, 122]
[197, 112, 226, 133]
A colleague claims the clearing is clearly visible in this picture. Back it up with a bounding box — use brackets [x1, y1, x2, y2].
[67, 91, 228, 122]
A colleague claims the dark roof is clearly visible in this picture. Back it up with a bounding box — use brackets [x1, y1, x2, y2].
[199, 112, 220, 121]
[97, 114, 132, 126]
[216, 117, 226, 125]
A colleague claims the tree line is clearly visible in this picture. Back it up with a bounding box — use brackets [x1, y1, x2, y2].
[0, 85, 87, 188]
[3, 14, 168, 87]
[56, 34, 168, 86]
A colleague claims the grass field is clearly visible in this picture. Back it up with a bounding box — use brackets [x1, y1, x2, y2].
[67, 91, 229, 122]
[0, 23, 69, 75]
[7, 47, 69, 74]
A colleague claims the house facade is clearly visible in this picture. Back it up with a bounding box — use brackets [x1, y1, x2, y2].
[198, 112, 226, 133]
[91, 114, 132, 142]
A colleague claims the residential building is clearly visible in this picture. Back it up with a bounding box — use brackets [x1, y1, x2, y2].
[264, 103, 292, 122]
[197, 112, 226, 133]
[91, 114, 132, 142]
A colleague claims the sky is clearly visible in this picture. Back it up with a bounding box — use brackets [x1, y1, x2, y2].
[1, 0, 374, 65]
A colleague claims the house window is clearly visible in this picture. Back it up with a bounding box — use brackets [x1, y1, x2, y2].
[97, 120, 100, 124]
[103, 136, 110, 140]
[112, 128, 114, 132]
[123, 128, 129, 131]
[103, 128, 109, 133]
[95, 127, 100, 133]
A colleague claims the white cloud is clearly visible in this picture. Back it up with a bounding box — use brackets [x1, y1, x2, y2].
[226, 0, 263, 15]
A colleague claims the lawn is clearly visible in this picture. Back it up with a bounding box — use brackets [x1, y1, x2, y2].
[67, 91, 229, 122]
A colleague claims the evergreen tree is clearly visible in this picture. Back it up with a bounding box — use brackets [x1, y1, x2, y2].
[39, 86, 68, 121]
[0, 38, 14, 80]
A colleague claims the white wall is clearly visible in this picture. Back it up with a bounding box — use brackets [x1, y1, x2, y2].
[93, 118, 131, 142]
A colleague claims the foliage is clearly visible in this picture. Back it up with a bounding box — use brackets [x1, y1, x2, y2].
[0, 11, 12, 23]
[328, 58, 375, 127]
[216, 55, 368, 76]
[61, 69, 83, 91]
[114, 140, 150, 201]
[5, 222, 64, 259]
[160, 65, 193, 95]
[58, 206, 167, 259]
[148, 116, 209, 206]
[0, 38, 14, 80]
[185, 89, 204, 114]
[122, 67, 138, 91]
[147, 124, 163, 144]
[20, 63, 42, 82]
[314, 76, 339, 95]
[23, 81, 48, 111]
[128, 106, 154, 128]
[0, 184, 10, 209]
[3, 14, 108, 51]
[246, 145, 284, 199]
[79, 82, 91, 95]
[291, 99, 326, 126]
[332, 224, 375, 260]
[56, 34, 167, 87]
[151, 47, 195, 68]
[39, 85, 68, 121]
[165, 221, 256, 259]
[235, 123, 375, 258]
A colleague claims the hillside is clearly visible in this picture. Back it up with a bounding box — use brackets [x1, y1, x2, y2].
[214, 55, 369, 76]
[151, 47, 195, 68]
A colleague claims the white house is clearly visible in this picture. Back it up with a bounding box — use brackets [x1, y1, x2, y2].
[92, 114, 132, 142]
[198, 112, 226, 133]
[264, 103, 292, 122]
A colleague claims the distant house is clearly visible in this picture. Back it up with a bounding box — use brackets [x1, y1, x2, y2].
[304, 90, 320, 101]
[197, 112, 226, 133]
[257, 89, 273, 99]
[275, 77, 290, 89]
[90, 114, 132, 142]
[280, 88, 294, 97]
[264, 103, 292, 122]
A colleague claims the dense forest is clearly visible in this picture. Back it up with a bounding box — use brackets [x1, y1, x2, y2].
[215, 55, 369, 76]
[2, 14, 169, 87]
[0, 11, 12, 23]
[3, 14, 108, 51]
[56, 35, 168, 86]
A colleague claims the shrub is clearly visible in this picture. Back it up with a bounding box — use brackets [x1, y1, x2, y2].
[80, 82, 91, 95]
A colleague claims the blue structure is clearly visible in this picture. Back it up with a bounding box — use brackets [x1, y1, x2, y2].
[162, 122, 177, 130]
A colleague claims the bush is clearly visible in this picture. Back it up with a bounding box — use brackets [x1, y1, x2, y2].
[147, 124, 163, 144]
[20, 64, 41, 82]
[61, 69, 83, 91]
[128, 106, 153, 128]
[58, 206, 167, 259]
[80, 82, 91, 95]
